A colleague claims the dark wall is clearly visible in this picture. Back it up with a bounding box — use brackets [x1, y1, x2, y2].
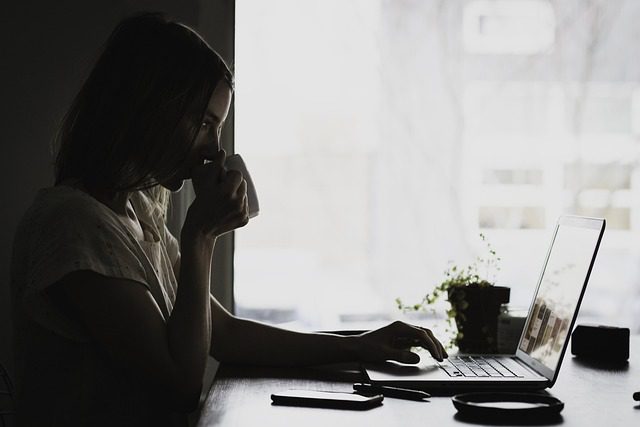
[0, 0, 228, 379]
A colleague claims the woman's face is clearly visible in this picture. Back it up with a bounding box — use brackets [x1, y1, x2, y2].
[161, 81, 233, 192]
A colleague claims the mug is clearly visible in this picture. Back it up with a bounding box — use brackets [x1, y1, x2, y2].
[224, 153, 259, 218]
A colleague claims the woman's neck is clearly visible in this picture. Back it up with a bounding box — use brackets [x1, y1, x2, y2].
[96, 190, 130, 216]
[58, 179, 130, 216]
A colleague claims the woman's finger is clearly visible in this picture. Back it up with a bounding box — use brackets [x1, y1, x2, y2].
[236, 179, 247, 199]
[223, 169, 244, 192]
[413, 327, 443, 361]
[387, 321, 441, 361]
[421, 327, 448, 358]
[396, 323, 443, 361]
[242, 193, 249, 216]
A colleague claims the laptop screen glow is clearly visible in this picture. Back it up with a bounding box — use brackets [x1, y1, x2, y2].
[518, 223, 602, 372]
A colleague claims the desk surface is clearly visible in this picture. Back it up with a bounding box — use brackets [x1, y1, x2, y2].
[197, 337, 640, 426]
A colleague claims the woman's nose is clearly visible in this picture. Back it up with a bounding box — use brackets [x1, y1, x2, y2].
[216, 129, 223, 150]
[212, 131, 222, 152]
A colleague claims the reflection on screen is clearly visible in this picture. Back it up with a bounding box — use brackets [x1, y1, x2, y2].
[519, 224, 601, 371]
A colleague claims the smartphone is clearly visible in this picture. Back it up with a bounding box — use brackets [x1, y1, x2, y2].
[271, 389, 383, 410]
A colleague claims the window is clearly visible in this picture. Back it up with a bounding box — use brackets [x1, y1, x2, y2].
[234, 0, 640, 333]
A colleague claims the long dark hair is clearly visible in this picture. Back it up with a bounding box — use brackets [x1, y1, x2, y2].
[54, 12, 233, 215]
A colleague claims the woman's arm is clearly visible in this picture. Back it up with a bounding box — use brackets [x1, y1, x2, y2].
[47, 230, 218, 412]
[208, 295, 446, 366]
[208, 294, 356, 366]
[171, 254, 446, 367]
[48, 238, 213, 414]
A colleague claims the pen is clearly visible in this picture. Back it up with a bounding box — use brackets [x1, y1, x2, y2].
[353, 383, 431, 401]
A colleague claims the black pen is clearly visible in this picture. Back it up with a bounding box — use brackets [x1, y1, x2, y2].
[353, 383, 431, 401]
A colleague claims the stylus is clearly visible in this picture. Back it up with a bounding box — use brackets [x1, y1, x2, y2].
[353, 383, 430, 400]
[633, 391, 640, 401]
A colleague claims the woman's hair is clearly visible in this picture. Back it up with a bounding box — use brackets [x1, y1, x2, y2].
[54, 12, 234, 217]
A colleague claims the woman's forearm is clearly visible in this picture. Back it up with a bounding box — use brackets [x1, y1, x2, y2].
[211, 314, 359, 367]
[166, 230, 214, 402]
[208, 297, 448, 367]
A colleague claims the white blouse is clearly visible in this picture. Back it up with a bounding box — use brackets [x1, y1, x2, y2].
[10, 186, 186, 426]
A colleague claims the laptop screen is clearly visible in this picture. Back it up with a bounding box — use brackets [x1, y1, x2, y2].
[518, 218, 603, 373]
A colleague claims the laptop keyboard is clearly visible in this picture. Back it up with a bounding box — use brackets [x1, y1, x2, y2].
[437, 356, 521, 377]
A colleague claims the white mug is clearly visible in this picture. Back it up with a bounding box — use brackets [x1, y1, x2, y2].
[224, 153, 259, 218]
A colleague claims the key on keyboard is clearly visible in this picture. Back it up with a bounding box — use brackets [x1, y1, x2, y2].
[438, 356, 519, 377]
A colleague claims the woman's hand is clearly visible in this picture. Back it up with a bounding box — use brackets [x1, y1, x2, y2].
[355, 321, 448, 364]
[183, 149, 249, 239]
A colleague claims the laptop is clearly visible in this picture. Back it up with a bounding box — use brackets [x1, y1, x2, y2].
[363, 215, 606, 392]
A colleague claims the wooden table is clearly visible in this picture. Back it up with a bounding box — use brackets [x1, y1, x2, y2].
[197, 337, 640, 426]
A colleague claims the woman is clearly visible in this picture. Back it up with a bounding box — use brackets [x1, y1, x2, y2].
[10, 12, 446, 426]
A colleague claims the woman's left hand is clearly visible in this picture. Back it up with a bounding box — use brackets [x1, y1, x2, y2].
[354, 321, 448, 364]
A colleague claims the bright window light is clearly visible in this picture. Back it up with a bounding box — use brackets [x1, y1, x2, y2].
[235, 0, 640, 333]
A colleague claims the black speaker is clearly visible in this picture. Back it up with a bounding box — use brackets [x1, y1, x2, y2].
[571, 324, 629, 362]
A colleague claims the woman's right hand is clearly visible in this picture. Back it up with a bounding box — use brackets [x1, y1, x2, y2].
[183, 149, 249, 240]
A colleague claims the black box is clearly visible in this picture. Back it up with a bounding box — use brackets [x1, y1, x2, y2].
[571, 324, 629, 362]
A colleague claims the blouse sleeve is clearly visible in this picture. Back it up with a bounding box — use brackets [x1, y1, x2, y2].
[19, 199, 150, 341]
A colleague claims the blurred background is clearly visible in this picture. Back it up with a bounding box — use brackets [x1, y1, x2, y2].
[233, 0, 640, 335]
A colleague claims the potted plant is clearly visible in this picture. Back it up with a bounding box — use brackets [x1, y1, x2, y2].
[396, 234, 509, 353]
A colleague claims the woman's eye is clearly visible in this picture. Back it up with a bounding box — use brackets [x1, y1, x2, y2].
[201, 121, 211, 129]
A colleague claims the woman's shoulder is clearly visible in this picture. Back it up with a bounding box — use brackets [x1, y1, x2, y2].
[24, 185, 109, 225]
[16, 185, 123, 244]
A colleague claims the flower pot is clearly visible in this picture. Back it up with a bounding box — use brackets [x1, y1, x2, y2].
[447, 285, 510, 353]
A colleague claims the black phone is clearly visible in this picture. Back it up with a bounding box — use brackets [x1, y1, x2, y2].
[271, 389, 383, 410]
